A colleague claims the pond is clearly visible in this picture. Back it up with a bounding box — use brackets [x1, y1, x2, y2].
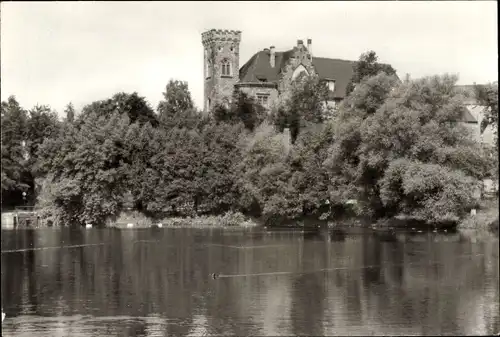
[1, 227, 499, 336]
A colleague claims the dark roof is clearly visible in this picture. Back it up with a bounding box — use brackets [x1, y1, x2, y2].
[239, 49, 355, 98]
[460, 108, 477, 123]
[239, 50, 280, 83]
[313, 57, 355, 98]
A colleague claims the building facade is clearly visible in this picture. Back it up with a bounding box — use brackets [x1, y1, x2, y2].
[202, 29, 355, 113]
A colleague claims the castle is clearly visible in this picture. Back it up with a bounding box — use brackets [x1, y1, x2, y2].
[201, 29, 355, 112]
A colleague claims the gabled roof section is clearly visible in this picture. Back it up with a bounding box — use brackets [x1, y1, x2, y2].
[461, 108, 478, 123]
[239, 49, 356, 98]
[239, 50, 285, 83]
[313, 57, 355, 99]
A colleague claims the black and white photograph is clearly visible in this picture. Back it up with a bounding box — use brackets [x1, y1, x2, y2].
[1, 1, 498, 336]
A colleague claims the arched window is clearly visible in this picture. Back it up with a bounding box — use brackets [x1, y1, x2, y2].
[291, 64, 309, 81]
[206, 59, 212, 78]
[221, 59, 231, 76]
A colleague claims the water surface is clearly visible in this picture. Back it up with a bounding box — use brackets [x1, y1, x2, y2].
[1, 227, 499, 336]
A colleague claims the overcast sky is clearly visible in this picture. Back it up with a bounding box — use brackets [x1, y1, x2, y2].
[1, 1, 497, 117]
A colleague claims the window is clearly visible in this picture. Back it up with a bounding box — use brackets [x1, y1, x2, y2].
[327, 80, 335, 92]
[205, 59, 211, 78]
[221, 59, 231, 76]
[292, 64, 309, 81]
[256, 94, 270, 107]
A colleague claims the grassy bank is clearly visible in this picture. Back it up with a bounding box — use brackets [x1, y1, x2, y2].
[457, 197, 499, 232]
[108, 210, 260, 229]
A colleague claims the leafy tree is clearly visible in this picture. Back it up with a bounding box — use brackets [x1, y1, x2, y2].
[235, 122, 293, 219]
[197, 122, 245, 213]
[327, 73, 488, 224]
[145, 127, 205, 217]
[158, 80, 194, 120]
[288, 76, 331, 124]
[1, 96, 30, 207]
[272, 76, 332, 143]
[287, 123, 335, 218]
[65, 102, 75, 123]
[474, 82, 498, 152]
[213, 91, 266, 131]
[26, 104, 60, 165]
[474, 82, 499, 179]
[80, 92, 158, 127]
[346, 50, 397, 95]
[474, 82, 498, 130]
[36, 107, 137, 225]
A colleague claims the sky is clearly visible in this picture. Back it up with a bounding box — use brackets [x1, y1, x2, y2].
[1, 1, 498, 117]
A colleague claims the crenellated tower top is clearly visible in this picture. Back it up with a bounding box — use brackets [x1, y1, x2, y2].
[202, 29, 242, 46]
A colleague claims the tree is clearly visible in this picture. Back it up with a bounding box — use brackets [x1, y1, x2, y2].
[157, 80, 195, 121]
[235, 122, 293, 219]
[346, 50, 397, 95]
[326, 73, 486, 224]
[213, 91, 266, 131]
[65, 102, 75, 123]
[474, 82, 498, 144]
[286, 122, 335, 218]
[26, 105, 60, 164]
[273, 75, 332, 143]
[36, 112, 133, 225]
[473, 82, 499, 180]
[80, 92, 158, 127]
[1, 96, 29, 207]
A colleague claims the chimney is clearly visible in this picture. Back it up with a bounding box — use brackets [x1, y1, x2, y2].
[297, 39, 304, 48]
[307, 38, 312, 56]
[270, 46, 275, 68]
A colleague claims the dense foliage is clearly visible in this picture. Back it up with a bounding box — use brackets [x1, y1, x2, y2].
[1, 97, 61, 208]
[346, 50, 398, 96]
[2, 52, 496, 227]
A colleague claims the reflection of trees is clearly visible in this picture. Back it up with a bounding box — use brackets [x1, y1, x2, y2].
[0, 228, 498, 335]
[289, 238, 329, 336]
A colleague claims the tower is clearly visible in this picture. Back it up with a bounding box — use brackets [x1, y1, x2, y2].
[202, 29, 242, 113]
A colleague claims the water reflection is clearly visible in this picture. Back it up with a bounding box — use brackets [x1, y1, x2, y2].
[1, 227, 499, 336]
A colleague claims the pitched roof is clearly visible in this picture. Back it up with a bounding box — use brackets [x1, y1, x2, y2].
[239, 49, 355, 98]
[461, 108, 478, 123]
[313, 57, 355, 99]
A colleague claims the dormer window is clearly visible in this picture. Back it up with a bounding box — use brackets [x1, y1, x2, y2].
[327, 80, 336, 92]
[221, 59, 231, 76]
[256, 75, 267, 83]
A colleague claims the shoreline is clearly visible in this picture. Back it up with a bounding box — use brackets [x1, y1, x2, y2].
[2, 198, 498, 234]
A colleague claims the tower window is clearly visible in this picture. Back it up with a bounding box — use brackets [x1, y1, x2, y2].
[221, 59, 231, 76]
[206, 59, 212, 78]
